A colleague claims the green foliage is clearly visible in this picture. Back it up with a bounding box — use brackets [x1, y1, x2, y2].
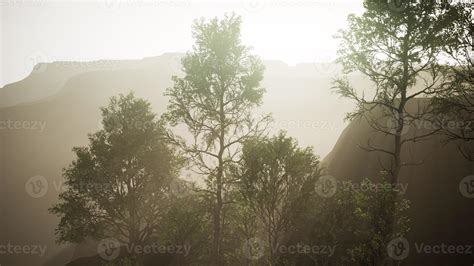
[291, 177, 410, 265]
[431, 5, 473, 160]
[347, 178, 410, 265]
[163, 13, 271, 264]
[235, 132, 321, 265]
[332, 0, 465, 182]
[50, 93, 181, 246]
[156, 193, 211, 265]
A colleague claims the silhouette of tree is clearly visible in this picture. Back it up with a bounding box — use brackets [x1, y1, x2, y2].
[333, 0, 464, 183]
[164, 14, 270, 265]
[235, 132, 320, 265]
[433, 6, 473, 161]
[50, 93, 181, 266]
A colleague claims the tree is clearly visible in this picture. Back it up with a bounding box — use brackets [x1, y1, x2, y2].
[333, 0, 462, 183]
[164, 14, 270, 265]
[50, 93, 181, 266]
[288, 177, 410, 266]
[433, 6, 473, 161]
[156, 191, 210, 265]
[235, 132, 320, 265]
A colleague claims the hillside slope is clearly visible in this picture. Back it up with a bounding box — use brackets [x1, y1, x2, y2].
[323, 101, 474, 265]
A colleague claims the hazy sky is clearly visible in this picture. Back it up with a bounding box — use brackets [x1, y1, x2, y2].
[0, 0, 364, 87]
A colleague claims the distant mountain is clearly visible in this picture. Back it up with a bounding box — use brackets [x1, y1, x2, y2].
[0, 53, 358, 265]
[2, 53, 467, 265]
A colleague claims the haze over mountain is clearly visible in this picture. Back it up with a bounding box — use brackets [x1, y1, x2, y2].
[1, 53, 472, 266]
[0, 53, 356, 265]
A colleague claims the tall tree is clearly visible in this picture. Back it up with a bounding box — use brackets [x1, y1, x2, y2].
[235, 132, 320, 265]
[164, 14, 270, 265]
[50, 93, 180, 266]
[333, 0, 461, 183]
[433, 6, 473, 161]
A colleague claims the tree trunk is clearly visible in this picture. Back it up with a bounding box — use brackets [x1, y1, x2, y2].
[213, 185, 223, 266]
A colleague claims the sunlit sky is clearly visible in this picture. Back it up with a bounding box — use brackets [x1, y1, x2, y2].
[0, 0, 364, 87]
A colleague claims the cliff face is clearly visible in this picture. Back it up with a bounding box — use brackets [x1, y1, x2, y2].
[323, 101, 474, 265]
